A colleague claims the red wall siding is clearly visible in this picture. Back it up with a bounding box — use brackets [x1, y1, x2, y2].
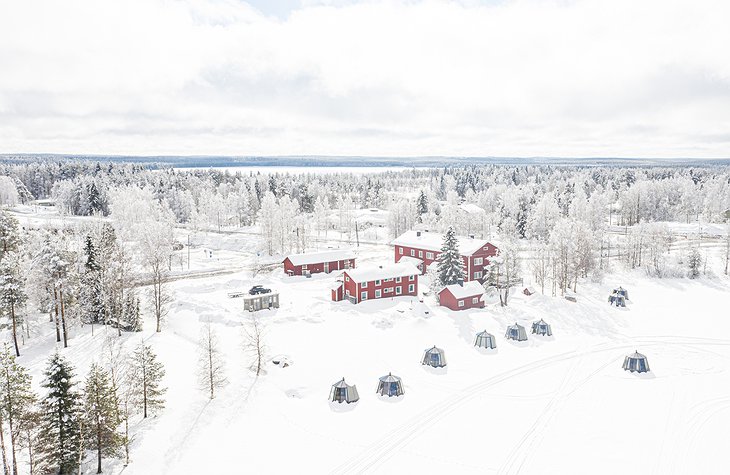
[438, 288, 485, 311]
[285, 258, 356, 276]
[341, 271, 418, 304]
[394, 242, 498, 282]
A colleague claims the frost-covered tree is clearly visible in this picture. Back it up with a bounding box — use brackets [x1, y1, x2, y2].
[484, 240, 521, 306]
[687, 247, 702, 279]
[243, 317, 267, 376]
[130, 344, 166, 419]
[198, 322, 227, 399]
[37, 352, 81, 475]
[416, 190, 428, 223]
[139, 219, 174, 333]
[436, 227, 465, 286]
[0, 211, 21, 260]
[0, 252, 27, 356]
[0, 344, 37, 475]
[83, 363, 122, 474]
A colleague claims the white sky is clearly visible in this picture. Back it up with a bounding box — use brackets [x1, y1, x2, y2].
[0, 0, 729, 158]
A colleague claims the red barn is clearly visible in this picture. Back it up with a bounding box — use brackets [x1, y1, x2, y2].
[283, 250, 356, 276]
[391, 230, 498, 282]
[333, 262, 420, 304]
[437, 281, 486, 311]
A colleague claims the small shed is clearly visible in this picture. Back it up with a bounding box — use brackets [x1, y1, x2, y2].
[329, 378, 360, 404]
[243, 292, 279, 312]
[331, 280, 344, 301]
[422, 346, 447, 368]
[623, 351, 650, 373]
[531, 319, 553, 336]
[474, 330, 497, 349]
[523, 287, 535, 296]
[376, 373, 404, 397]
[438, 281, 485, 311]
[505, 323, 528, 341]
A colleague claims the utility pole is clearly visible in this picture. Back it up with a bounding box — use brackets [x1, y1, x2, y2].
[355, 221, 360, 247]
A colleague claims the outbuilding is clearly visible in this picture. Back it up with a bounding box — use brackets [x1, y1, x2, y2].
[422, 346, 447, 368]
[531, 319, 553, 336]
[474, 330, 497, 349]
[438, 281, 485, 311]
[623, 351, 650, 373]
[243, 292, 279, 312]
[283, 249, 356, 276]
[505, 323, 528, 341]
[376, 373, 404, 397]
[329, 378, 360, 404]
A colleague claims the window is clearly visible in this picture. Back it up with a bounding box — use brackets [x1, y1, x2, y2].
[418, 250, 423, 258]
[408, 284, 415, 293]
[375, 289, 382, 298]
[361, 291, 367, 300]
[472, 297, 479, 304]
[385, 278, 393, 282]
[426, 252, 434, 260]
[410, 249, 415, 256]
[474, 257, 483, 266]
[409, 275, 415, 281]
[375, 279, 381, 286]
[302, 264, 308, 270]
[399, 247, 403, 255]
[396, 286, 402, 295]
[345, 276, 350, 282]
[396, 276, 402, 283]
[474, 271, 483, 279]
[384, 288, 392, 293]
[345, 289, 350, 297]
[362, 281, 367, 288]
[458, 300, 464, 307]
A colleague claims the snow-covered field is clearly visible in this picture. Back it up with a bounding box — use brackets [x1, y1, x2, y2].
[12, 221, 730, 474]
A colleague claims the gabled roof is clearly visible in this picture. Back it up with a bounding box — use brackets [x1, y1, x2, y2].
[284, 249, 356, 266]
[439, 281, 485, 299]
[344, 262, 420, 283]
[391, 230, 494, 256]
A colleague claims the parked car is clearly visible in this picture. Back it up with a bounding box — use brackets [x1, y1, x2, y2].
[249, 285, 272, 295]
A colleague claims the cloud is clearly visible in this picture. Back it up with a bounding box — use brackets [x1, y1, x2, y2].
[0, 0, 729, 157]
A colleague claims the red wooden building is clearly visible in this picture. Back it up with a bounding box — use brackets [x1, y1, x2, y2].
[331, 262, 420, 304]
[283, 249, 356, 276]
[391, 230, 498, 282]
[437, 281, 485, 311]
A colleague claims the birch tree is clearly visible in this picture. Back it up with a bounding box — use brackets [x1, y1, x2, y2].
[198, 321, 227, 399]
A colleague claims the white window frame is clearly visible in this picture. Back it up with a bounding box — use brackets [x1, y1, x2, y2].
[396, 286, 402, 295]
[362, 281, 367, 288]
[396, 276, 402, 283]
[399, 247, 404, 255]
[361, 291, 367, 300]
[375, 279, 381, 286]
[385, 278, 393, 282]
[472, 297, 479, 304]
[375, 289, 382, 298]
[408, 284, 414, 293]
[302, 264, 308, 270]
[474, 271, 483, 279]
[474, 257, 483, 266]
[410, 249, 415, 257]
[426, 252, 434, 260]
[345, 276, 350, 282]
[345, 289, 350, 297]
[384, 287, 392, 294]
[418, 250, 423, 258]
[458, 300, 464, 307]
[409, 275, 415, 281]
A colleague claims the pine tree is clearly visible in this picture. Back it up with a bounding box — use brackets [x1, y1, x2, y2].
[436, 226, 465, 286]
[81, 235, 105, 327]
[416, 191, 428, 222]
[83, 363, 123, 474]
[0, 211, 21, 260]
[37, 352, 81, 475]
[130, 344, 166, 418]
[0, 252, 27, 356]
[0, 344, 37, 475]
[688, 247, 702, 279]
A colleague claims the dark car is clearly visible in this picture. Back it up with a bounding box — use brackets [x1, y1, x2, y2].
[249, 285, 272, 295]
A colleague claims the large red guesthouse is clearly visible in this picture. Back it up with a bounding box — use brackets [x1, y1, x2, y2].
[283, 249, 356, 276]
[391, 230, 498, 282]
[332, 262, 420, 304]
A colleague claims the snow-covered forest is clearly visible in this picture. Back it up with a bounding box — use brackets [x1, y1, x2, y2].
[0, 160, 729, 474]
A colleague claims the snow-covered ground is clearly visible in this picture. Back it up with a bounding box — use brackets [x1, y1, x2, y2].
[11, 221, 730, 474]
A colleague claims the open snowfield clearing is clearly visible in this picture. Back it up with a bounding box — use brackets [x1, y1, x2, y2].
[12, 229, 730, 475]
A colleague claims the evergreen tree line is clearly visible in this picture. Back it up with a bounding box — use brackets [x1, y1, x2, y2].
[0, 342, 165, 475]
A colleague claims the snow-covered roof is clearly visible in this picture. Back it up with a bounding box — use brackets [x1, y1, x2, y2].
[398, 256, 423, 266]
[440, 281, 485, 299]
[344, 262, 420, 283]
[391, 230, 492, 256]
[285, 249, 356, 266]
[459, 203, 485, 214]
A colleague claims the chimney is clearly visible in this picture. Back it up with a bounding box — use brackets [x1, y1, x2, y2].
[416, 231, 421, 237]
